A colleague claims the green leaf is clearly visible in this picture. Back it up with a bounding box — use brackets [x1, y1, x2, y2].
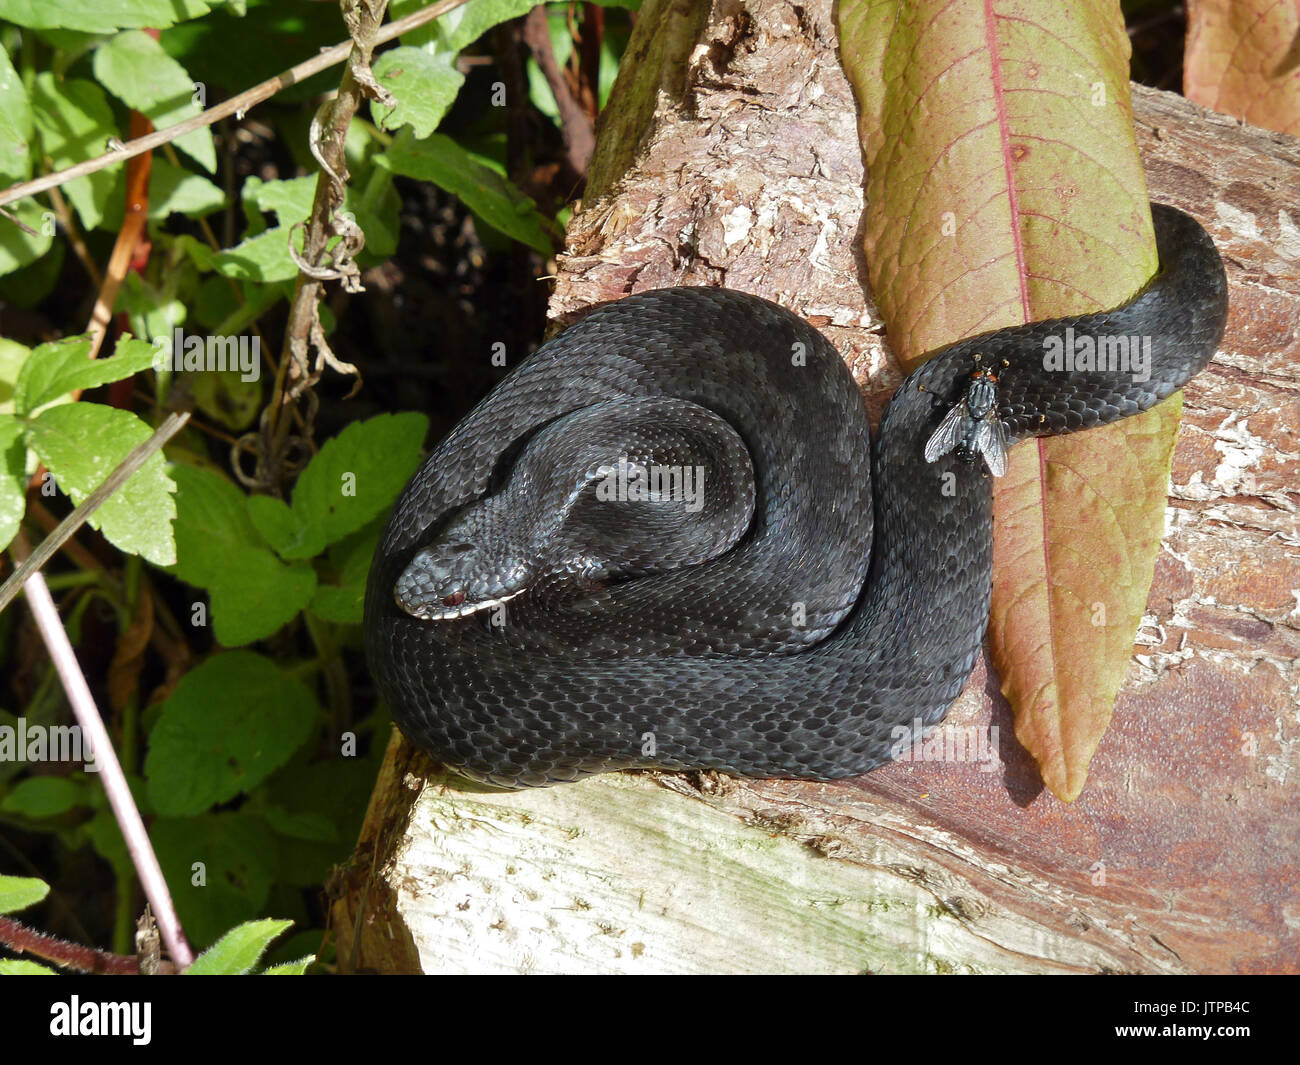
[30, 74, 122, 231]
[0, 0, 217, 34]
[170, 464, 315, 642]
[211, 175, 397, 281]
[210, 226, 301, 283]
[352, 177, 401, 260]
[309, 519, 381, 625]
[23, 404, 178, 565]
[151, 812, 276, 949]
[150, 158, 226, 219]
[144, 651, 318, 816]
[0, 338, 30, 412]
[169, 464, 316, 643]
[205, 545, 316, 645]
[262, 955, 313, 975]
[247, 494, 325, 561]
[260, 802, 337, 843]
[0, 776, 85, 818]
[185, 917, 293, 975]
[0, 873, 49, 914]
[0, 43, 33, 184]
[381, 131, 555, 255]
[189, 367, 261, 432]
[14, 335, 157, 414]
[0, 235, 64, 304]
[0, 415, 24, 552]
[392, 0, 536, 55]
[248, 175, 316, 223]
[158, 2, 341, 106]
[87, 807, 134, 882]
[291, 412, 427, 547]
[0, 959, 56, 974]
[93, 30, 215, 171]
[168, 462, 262, 589]
[117, 272, 189, 340]
[175, 233, 218, 272]
[0, 196, 54, 277]
[526, 6, 573, 123]
[11, 336, 90, 412]
[372, 47, 464, 138]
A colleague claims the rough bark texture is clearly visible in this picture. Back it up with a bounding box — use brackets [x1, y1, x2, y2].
[333, 0, 1300, 973]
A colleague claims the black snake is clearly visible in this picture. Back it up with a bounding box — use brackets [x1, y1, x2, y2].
[364, 203, 1228, 788]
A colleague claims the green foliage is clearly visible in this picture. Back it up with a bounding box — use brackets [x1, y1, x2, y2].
[184, 917, 301, 975]
[165, 411, 426, 643]
[0, 873, 49, 914]
[0, 0, 632, 969]
[382, 130, 556, 254]
[145, 652, 319, 815]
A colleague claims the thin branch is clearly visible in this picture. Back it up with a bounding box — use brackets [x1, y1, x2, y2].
[0, 412, 190, 617]
[264, 0, 394, 488]
[85, 111, 155, 362]
[14, 542, 193, 969]
[0, 914, 153, 975]
[523, 6, 595, 180]
[0, 0, 471, 211]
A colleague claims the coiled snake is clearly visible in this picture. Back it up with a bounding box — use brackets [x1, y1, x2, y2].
[364, 203, 1228, 788]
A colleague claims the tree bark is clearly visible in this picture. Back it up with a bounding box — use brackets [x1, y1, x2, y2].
[332, 0, 1300, 974]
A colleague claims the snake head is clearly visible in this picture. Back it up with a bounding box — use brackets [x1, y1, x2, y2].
[394, 507, 535, 621]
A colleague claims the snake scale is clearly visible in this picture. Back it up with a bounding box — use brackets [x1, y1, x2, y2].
[364, 203, 1228, 788]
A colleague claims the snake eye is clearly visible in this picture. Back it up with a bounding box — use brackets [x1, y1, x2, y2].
[448, 543, 474, 554]
[442, 591, 467, 607]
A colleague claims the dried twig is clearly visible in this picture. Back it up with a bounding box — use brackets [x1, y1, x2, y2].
[13, 537, 193, 968]
[523, 6, 596, 180]
[261, 0, 398, 490]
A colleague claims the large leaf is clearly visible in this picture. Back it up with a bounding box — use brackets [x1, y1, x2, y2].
[184, 918, 293, 975]
[150, 811, 277, 949]
[391, 0, 537, 55]
[169, 463, 316, 644]
[0, 873, 49, 914]
[14, 335, 157, 414]
[0, 43, 33, 183]
[290, 411, 428, 547]
[838, 0, 1175, 800]
[382, 131, 555, 255]
[1184, 0, 1300, 136]
[29, 74, 122, 231]
[0, 415, 24, 552]
[0, 0, 216, 33]
[23, 404, 178, 565]
[148, 158, 226, 219]
[144, 651, 318, 816]
[93, 29, 216, 172]
[372, 46, 464, 137]
[0, 197, 53, 276]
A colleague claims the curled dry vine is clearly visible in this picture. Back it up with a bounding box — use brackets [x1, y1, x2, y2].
[239, 0, 397, 493]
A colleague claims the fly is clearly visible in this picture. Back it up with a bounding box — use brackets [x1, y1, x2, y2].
[923, 354, 1009, 477]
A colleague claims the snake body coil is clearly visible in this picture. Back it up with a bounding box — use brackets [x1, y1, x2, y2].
[365, 204, 1227, 788]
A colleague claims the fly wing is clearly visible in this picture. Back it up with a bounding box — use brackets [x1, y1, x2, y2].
[923, 400, 969, 464]
[971, 411, 1009, 477]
